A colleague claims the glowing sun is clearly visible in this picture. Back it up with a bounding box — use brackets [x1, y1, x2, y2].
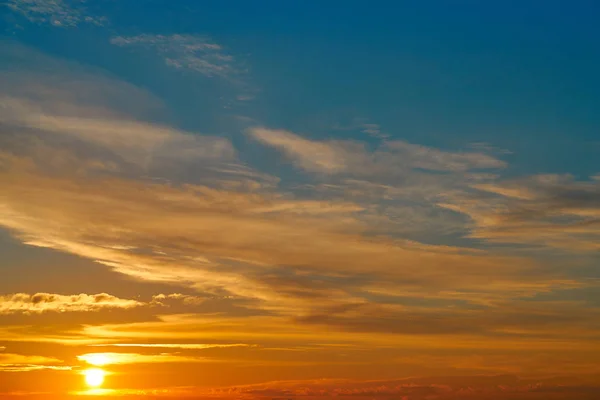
[83, 368, 105, 387]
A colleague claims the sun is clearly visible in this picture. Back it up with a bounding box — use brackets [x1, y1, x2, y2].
[83, 368, 105, 387]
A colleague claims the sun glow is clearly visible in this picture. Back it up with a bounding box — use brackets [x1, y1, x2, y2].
[80, 353, 111, 366]
[83, 368, 105, 387]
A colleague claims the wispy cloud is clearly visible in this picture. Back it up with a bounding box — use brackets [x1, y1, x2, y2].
[110, 34, 239, 79]
[248, 127, 506, 238]
[248, 127, 600, 254]
[249, 127, 506, 175]
[7, 0, 106, 27]
[0, 91, 236, 174]
[441, 174, 600, 251]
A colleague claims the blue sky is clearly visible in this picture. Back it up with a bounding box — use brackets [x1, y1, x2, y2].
[1, 1, 600, 399]
[5, 0, 600, 174]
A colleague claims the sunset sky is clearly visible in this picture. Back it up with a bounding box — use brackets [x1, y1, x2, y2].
[1, 1, 600, 399]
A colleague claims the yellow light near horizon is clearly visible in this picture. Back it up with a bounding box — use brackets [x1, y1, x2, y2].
[84, 368, 105, 388]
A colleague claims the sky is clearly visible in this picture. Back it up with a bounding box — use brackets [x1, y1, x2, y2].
[0, 1, 600, 399]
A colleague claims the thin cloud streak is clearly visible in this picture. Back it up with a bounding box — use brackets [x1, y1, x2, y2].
[77, 352, 216, 365]
[90, 343, 252, 350]
[0, 353, 71, 372]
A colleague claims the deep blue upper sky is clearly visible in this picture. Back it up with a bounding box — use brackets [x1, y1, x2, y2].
[3, 0, 600, 177]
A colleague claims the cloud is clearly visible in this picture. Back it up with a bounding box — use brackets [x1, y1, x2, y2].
[361, 123, 390, 139]
[0, 85, 236, 175]
[0, 365, 72, 372]
[295, 298, 600, 339]
[0, 293, 144, 315]
[80, 307, 600, 354]
[196, 376, 600, 400]
[51, 376, 600, 400]
[111, 34, 239, 79]
[77, 352, 216, 365]
[90, 343, 251, 350]
[441, 174, 600, 251]
[0, 43, 596, 355]
[247, 128, 600, 254]
[0, 291, 205, 315]
[248, 127, 506, 175]
[0, 354, 62, 365]
[7, 0, 106, 27]
[3, 165, 566, 317]
[247, 127, 507, 238]
[0, 62, 556, 319]
[150, 294, 206, 306]
[0, 353, 71, 372]
[249, 128, 349, 173]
